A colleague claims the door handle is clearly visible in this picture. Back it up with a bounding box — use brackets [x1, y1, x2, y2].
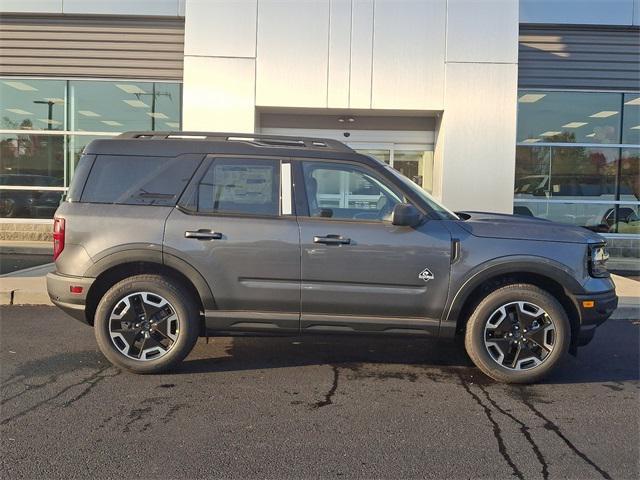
[185, 229, 223, 240]
[313, 234, 351, 245]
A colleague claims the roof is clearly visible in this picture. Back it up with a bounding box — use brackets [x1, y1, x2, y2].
[82, 131, 381, 166]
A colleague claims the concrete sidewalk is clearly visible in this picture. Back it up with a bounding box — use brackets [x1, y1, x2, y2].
[1, 263, 638, 318]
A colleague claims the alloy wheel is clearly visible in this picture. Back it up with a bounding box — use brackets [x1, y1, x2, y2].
[108, 292, 179, 361]
[483, 301, 556, 371]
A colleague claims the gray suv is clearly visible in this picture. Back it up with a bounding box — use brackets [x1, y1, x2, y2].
[47, 132, 618, 383]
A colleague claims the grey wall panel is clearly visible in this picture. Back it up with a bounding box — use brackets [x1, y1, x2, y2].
[62, 0, 181, 16]
[256, 0, 330, 107]
[0, 15, 185, 80]
[184, 0, 257, 57]
[446, 0, 518, 63]
[520, 0, 635, 26]
[349, 0, 374, 109]
[519, 25, 640, 91]
[0, 0, 62, 13]
[327, 0, 352, 108]
[371, 0, 445, 109]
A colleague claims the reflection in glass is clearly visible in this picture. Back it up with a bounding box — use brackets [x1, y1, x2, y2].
[0, 134, 64, 186]
[67, 135, 115, 180]
[355, 149, 391, 165]
[620, 149, 639, 202]
[514, 146, 634, 231]
[622, 94, 640, 145]
[517, 90, 621, 144]
[0, 188, 63, 219]
[70, 81, 181, 133]
[394, 150, 434, 193]
[0, 79, 66, 130]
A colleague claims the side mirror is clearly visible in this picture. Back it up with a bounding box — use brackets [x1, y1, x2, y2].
[391, 203, 421, 227]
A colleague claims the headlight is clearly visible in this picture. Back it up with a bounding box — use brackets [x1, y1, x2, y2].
[589, 244, 610, 278]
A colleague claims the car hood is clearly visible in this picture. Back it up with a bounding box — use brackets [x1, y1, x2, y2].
[456, 211, 605, 244]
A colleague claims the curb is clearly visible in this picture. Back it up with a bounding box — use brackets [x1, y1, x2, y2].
[2, 290, 53, 306]
[610, 303, 640, 320]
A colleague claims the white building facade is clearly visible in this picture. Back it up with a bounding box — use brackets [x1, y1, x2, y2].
[0, 0, 639, 263]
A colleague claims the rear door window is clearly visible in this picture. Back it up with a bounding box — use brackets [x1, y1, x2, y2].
[185, 158, 281, 216]
[81, 155, 201, 206]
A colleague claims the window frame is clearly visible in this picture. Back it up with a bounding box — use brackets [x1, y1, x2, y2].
[177, 154, 293, 219]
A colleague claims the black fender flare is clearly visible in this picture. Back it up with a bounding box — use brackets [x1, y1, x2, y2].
[84, 245, 216, 310]
[441, 255, 584, 335]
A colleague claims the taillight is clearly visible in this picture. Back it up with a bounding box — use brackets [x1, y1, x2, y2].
[53, 217, 65, 261]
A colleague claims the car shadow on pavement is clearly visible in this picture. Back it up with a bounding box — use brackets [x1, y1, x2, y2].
[176, 319, 639, 386]
[178, 334, 475, 373]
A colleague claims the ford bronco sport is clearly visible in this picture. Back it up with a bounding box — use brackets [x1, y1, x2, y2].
[47, 132, 618, 383]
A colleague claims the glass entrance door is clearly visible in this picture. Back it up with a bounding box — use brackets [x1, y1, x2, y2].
[349, 143, 434, 193]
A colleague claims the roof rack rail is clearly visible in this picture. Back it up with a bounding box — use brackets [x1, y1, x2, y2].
[118, 131, 354, 153]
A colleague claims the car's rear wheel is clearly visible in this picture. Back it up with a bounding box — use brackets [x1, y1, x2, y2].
[94, 274, 200, 374]
[464, 284, 570, 384]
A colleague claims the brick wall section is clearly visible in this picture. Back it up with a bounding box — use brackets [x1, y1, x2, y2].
[0, 222, 53, 241]
[607, 237, 640, 258]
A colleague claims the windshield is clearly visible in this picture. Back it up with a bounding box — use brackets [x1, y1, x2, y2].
[383, 165, 459, 220]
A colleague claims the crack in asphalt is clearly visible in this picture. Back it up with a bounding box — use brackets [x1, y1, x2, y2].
[0, 367, 120, 425]
[457, 373, 525, 480]
[479, 385, 549, 480]
[458, 373, 613, 480]
[123, 406, 154, 433]
[311, 365, 340, 409]
[517, 390, 613, 480]
[120, 397, 190, 433]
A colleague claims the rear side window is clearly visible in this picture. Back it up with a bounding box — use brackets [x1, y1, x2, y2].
[188, 158, 280, 216]
[66, 154, 94, 202]
[81, 155, 200, 206]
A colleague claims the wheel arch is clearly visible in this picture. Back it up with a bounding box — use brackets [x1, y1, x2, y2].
[84, 250, 215, 329]
[443, 258, 582, 347]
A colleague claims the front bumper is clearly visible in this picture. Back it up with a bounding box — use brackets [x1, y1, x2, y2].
[46, 272, 94, 325]
[574, 289, 618, 346]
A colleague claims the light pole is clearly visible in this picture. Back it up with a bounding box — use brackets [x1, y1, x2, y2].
[33, 100, 57, 177]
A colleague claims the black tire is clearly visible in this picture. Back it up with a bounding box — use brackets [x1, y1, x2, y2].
[464, 284, 570, 384]
[94, 274, 200, 374]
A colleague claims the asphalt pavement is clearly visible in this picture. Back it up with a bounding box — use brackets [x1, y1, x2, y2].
[1, 306, 638, 479]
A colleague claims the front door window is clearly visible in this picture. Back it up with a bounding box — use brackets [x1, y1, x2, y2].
[302, 161, 403, 221]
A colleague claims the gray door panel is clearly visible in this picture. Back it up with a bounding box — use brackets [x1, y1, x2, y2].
[299, 217, 451, 332]
[163, 208, 301, 332]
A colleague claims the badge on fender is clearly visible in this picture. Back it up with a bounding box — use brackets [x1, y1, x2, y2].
[418, 268, 434, 282]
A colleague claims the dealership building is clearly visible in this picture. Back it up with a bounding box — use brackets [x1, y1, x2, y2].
[0, 0, 639, 267]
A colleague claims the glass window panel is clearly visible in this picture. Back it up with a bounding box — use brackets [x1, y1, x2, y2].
[67, 135, 115, 185]
[514, 146, 551, 195]
[0, 188, 63, 219]
[550, 146, 618, 199]
[193, 159, 280, 216]
[517, 90, 622, 144]
[302, 161, 403, 221]
[620, 149, 639, 201]
[354, 149, 390, 164]
[622, 94, 640, 145]
[610, 203, 640, 234]
[82, 155, 200, 206]
[70, 81, 181, 133]
[513, 146, 637, 232]
[513, 199, 639, 233]
[0, 134, 65, 186]
[0, 79, 66, 131]
[393, 150, 434, 192]
[515, 146, 619, 200]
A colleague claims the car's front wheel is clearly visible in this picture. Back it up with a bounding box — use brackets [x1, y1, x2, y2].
[94, 274, 200, 374]
[464, 284, 570, 384]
